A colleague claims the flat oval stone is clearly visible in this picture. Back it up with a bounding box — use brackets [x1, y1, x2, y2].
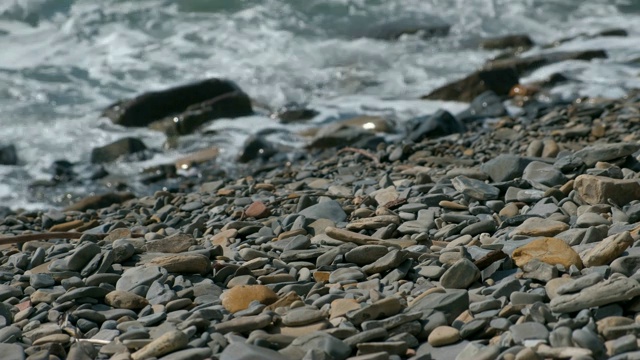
[329, 268, 366, 283]
[282, 308, 325, 326]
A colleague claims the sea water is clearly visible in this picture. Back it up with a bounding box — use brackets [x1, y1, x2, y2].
[0, 0, 639, 209]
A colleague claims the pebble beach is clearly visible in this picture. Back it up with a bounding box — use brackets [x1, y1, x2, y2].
[3, 75, 640, 359]
[2, 2, 640, 360]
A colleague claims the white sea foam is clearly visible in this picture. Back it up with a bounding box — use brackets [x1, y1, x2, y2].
[0, 0, 638, 208]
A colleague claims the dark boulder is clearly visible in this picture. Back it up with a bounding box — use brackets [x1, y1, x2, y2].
[64, 192, 135, 212]
[90, 137, 147, 164]
[307, 127, 378, 150]
[406, 110, 466, 143]
[103, 78, 253, 134]
[356, 15, 450, 40]
[485, 49, 607, 75]
[423, 67, 519, 102]
[480, 34, 534, 50]
[274, 103, 319, 124]
[238, 135, 278, 163]
[0, 144, 18, 165]
[457, 91, 507, 122]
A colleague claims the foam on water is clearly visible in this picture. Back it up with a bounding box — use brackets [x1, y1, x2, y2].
[0, 0, 639, 208]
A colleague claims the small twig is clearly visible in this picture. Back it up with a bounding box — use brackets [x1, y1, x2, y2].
[336, 147, 381, 166]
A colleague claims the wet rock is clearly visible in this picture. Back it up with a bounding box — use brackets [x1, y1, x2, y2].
[406, 110, 466, 142]
[90, 137, 147, 163]
[422, 67, 519, 102]
[274, 103, 318, 124]
[0, 144, 18, 165]
[238, 135, 278, 163]
[480, 34, 534, 50]
[457, 91, 507, 122]
[103, 78, 253, 132]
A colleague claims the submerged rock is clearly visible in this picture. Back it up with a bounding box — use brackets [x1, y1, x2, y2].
[480, 34, 534, 50]
[90, 137, 147, 164]
[0, 144, 18, 165]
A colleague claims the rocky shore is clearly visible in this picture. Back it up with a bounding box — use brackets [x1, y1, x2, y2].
[2, 31, 640, 360]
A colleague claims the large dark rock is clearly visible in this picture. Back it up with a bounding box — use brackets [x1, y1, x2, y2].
[485, 49, 608, 75]
[103, 78, 253, 135]
[406, 110, 466, 142]
[480, 34, 534, 50]
[90, 137, 147, 164]
[356, 15, 450, 40]
[274, 103, 318, 124]
[238, 135, 277, 163]
[0, 144, 18, 165]
[422, 67, 519, 102]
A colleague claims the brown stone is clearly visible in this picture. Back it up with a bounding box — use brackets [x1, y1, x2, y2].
[277, 321, 332, 337]
[222, 285, 279, 313]
[574, 175, 640, 206]
[330, 298, 361, 319]
[581, 232, 633, 267]
[145, 254, 211, 274]
[217, 188, 235, 196]
[211, 229, 237, 258]
[245, 201, 271, 219]
[145, 233, 196, 253]
[510, 218, 569, 237]
[105, 290, 149, 310]
[313, 271, 331, 283]
[428, 326, 460, 347]
[512, 237, 583, 270]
